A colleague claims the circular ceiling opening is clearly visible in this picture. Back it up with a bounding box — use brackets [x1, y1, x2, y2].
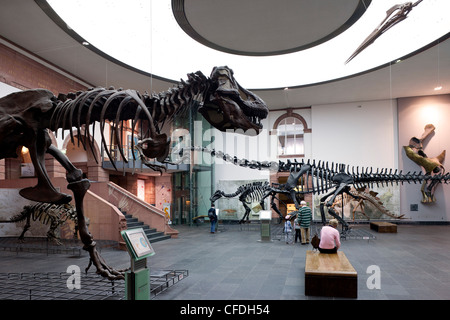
[44, 0, 450, 89]
[173, 0, 370, 56]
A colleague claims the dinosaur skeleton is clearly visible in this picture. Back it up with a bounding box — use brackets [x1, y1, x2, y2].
[210, 181, 271, 223]
[210, 180, 304, 224]
[403, 124, 446, 203]
[209, 181, 296, 224]
[179, 146, 450, 232]
[330, 187, 405, 220]
[0, 66, 268, 280]
[0, 202, 78, 245]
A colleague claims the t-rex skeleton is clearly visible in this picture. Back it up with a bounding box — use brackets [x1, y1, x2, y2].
[0, 66, 268, 280]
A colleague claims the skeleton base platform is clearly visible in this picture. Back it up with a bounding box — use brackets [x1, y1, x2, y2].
[370, 221, 397, 233]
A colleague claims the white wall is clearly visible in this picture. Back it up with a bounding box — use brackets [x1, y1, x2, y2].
[311, 99, 398, 169]
[213, 99, 399, 184]
[211, 118, 274, 183]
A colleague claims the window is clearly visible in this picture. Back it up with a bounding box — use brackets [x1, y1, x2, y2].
[274, 113, 308, 157]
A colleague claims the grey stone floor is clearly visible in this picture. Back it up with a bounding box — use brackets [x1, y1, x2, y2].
[0, 223, 449, 300]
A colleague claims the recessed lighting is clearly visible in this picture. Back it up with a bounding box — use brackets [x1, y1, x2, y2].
[82, 41, 89, 46]
[434, 86, 442, 91]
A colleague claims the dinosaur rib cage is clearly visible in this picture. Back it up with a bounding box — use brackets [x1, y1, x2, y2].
[49, 73, 208, 165]
[9, 202, 77, 225]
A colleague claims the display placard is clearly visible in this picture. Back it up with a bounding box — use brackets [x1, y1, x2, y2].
[259, 210, 272, 220]
[121, 228, 155, 260]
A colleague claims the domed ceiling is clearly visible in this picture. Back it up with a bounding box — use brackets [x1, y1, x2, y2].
[43, 0, 449, 90]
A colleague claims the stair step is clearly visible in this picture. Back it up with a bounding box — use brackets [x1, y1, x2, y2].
[124, 213, 171, 243]
[147, 234, 172, 243]
[126, 221, 145, 228]
[146, 230, 164, 239]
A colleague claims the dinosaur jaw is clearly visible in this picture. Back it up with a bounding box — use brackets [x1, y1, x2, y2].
[198, 66, 268, 134]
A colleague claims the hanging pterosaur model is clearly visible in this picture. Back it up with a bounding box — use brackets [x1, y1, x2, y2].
[346, 0, 423, 64]
[0, 66, 268, 280]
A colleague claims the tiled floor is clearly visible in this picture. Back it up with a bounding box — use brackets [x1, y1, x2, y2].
[0, 223, 449, 300]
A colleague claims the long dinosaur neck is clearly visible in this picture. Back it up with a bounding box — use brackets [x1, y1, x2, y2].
[221, 189, 243, 198]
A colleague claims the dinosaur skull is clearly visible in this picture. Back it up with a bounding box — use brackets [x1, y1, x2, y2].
[199, 66, 268, 133]
[209, 190, 223, 202]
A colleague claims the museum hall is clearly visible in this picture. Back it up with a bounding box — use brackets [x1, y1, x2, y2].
[0, 0, 449, 304]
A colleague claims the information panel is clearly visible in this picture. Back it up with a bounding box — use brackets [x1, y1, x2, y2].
[121, 228, 155, 260]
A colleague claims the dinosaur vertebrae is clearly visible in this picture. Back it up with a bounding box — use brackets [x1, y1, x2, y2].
[179, 146, 450, 192]
[49, 71, 209, 166]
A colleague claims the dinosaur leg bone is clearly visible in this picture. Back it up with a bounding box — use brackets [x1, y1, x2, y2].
[68, 179, 125, 280]
[239, 201, 252, 224]
[18, 212, 31, 243]
[48, 145, 125, 279]
[319, 183, 351, 231]
[319, 189, 338, 225]
[19, 129, 72, 204]
[47, 145, 84, 182]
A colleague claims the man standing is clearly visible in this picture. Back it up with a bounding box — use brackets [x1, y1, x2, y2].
[298, 200, 312, 245]
[208, 204, 217, 233]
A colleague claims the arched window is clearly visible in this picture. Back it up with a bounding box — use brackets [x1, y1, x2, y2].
[273, 111, 308, 158]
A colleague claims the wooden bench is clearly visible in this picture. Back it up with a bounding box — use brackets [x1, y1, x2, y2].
[370, 221, 397, 233]
[305, 250, 357, 298]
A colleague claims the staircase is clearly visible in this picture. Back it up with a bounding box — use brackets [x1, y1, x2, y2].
[123, 212, 171, 243]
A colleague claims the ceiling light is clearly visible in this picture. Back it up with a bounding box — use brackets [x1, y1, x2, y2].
[434, 86, 442, 91]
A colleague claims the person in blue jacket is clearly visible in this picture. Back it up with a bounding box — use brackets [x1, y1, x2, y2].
[208, 204, 217, 233]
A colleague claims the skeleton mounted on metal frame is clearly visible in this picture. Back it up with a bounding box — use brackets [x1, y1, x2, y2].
[209, 181, 272, 224]
[209, 178, 306, 224]
[181, 146, 450, 234]
[0, 66, 268, 280]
